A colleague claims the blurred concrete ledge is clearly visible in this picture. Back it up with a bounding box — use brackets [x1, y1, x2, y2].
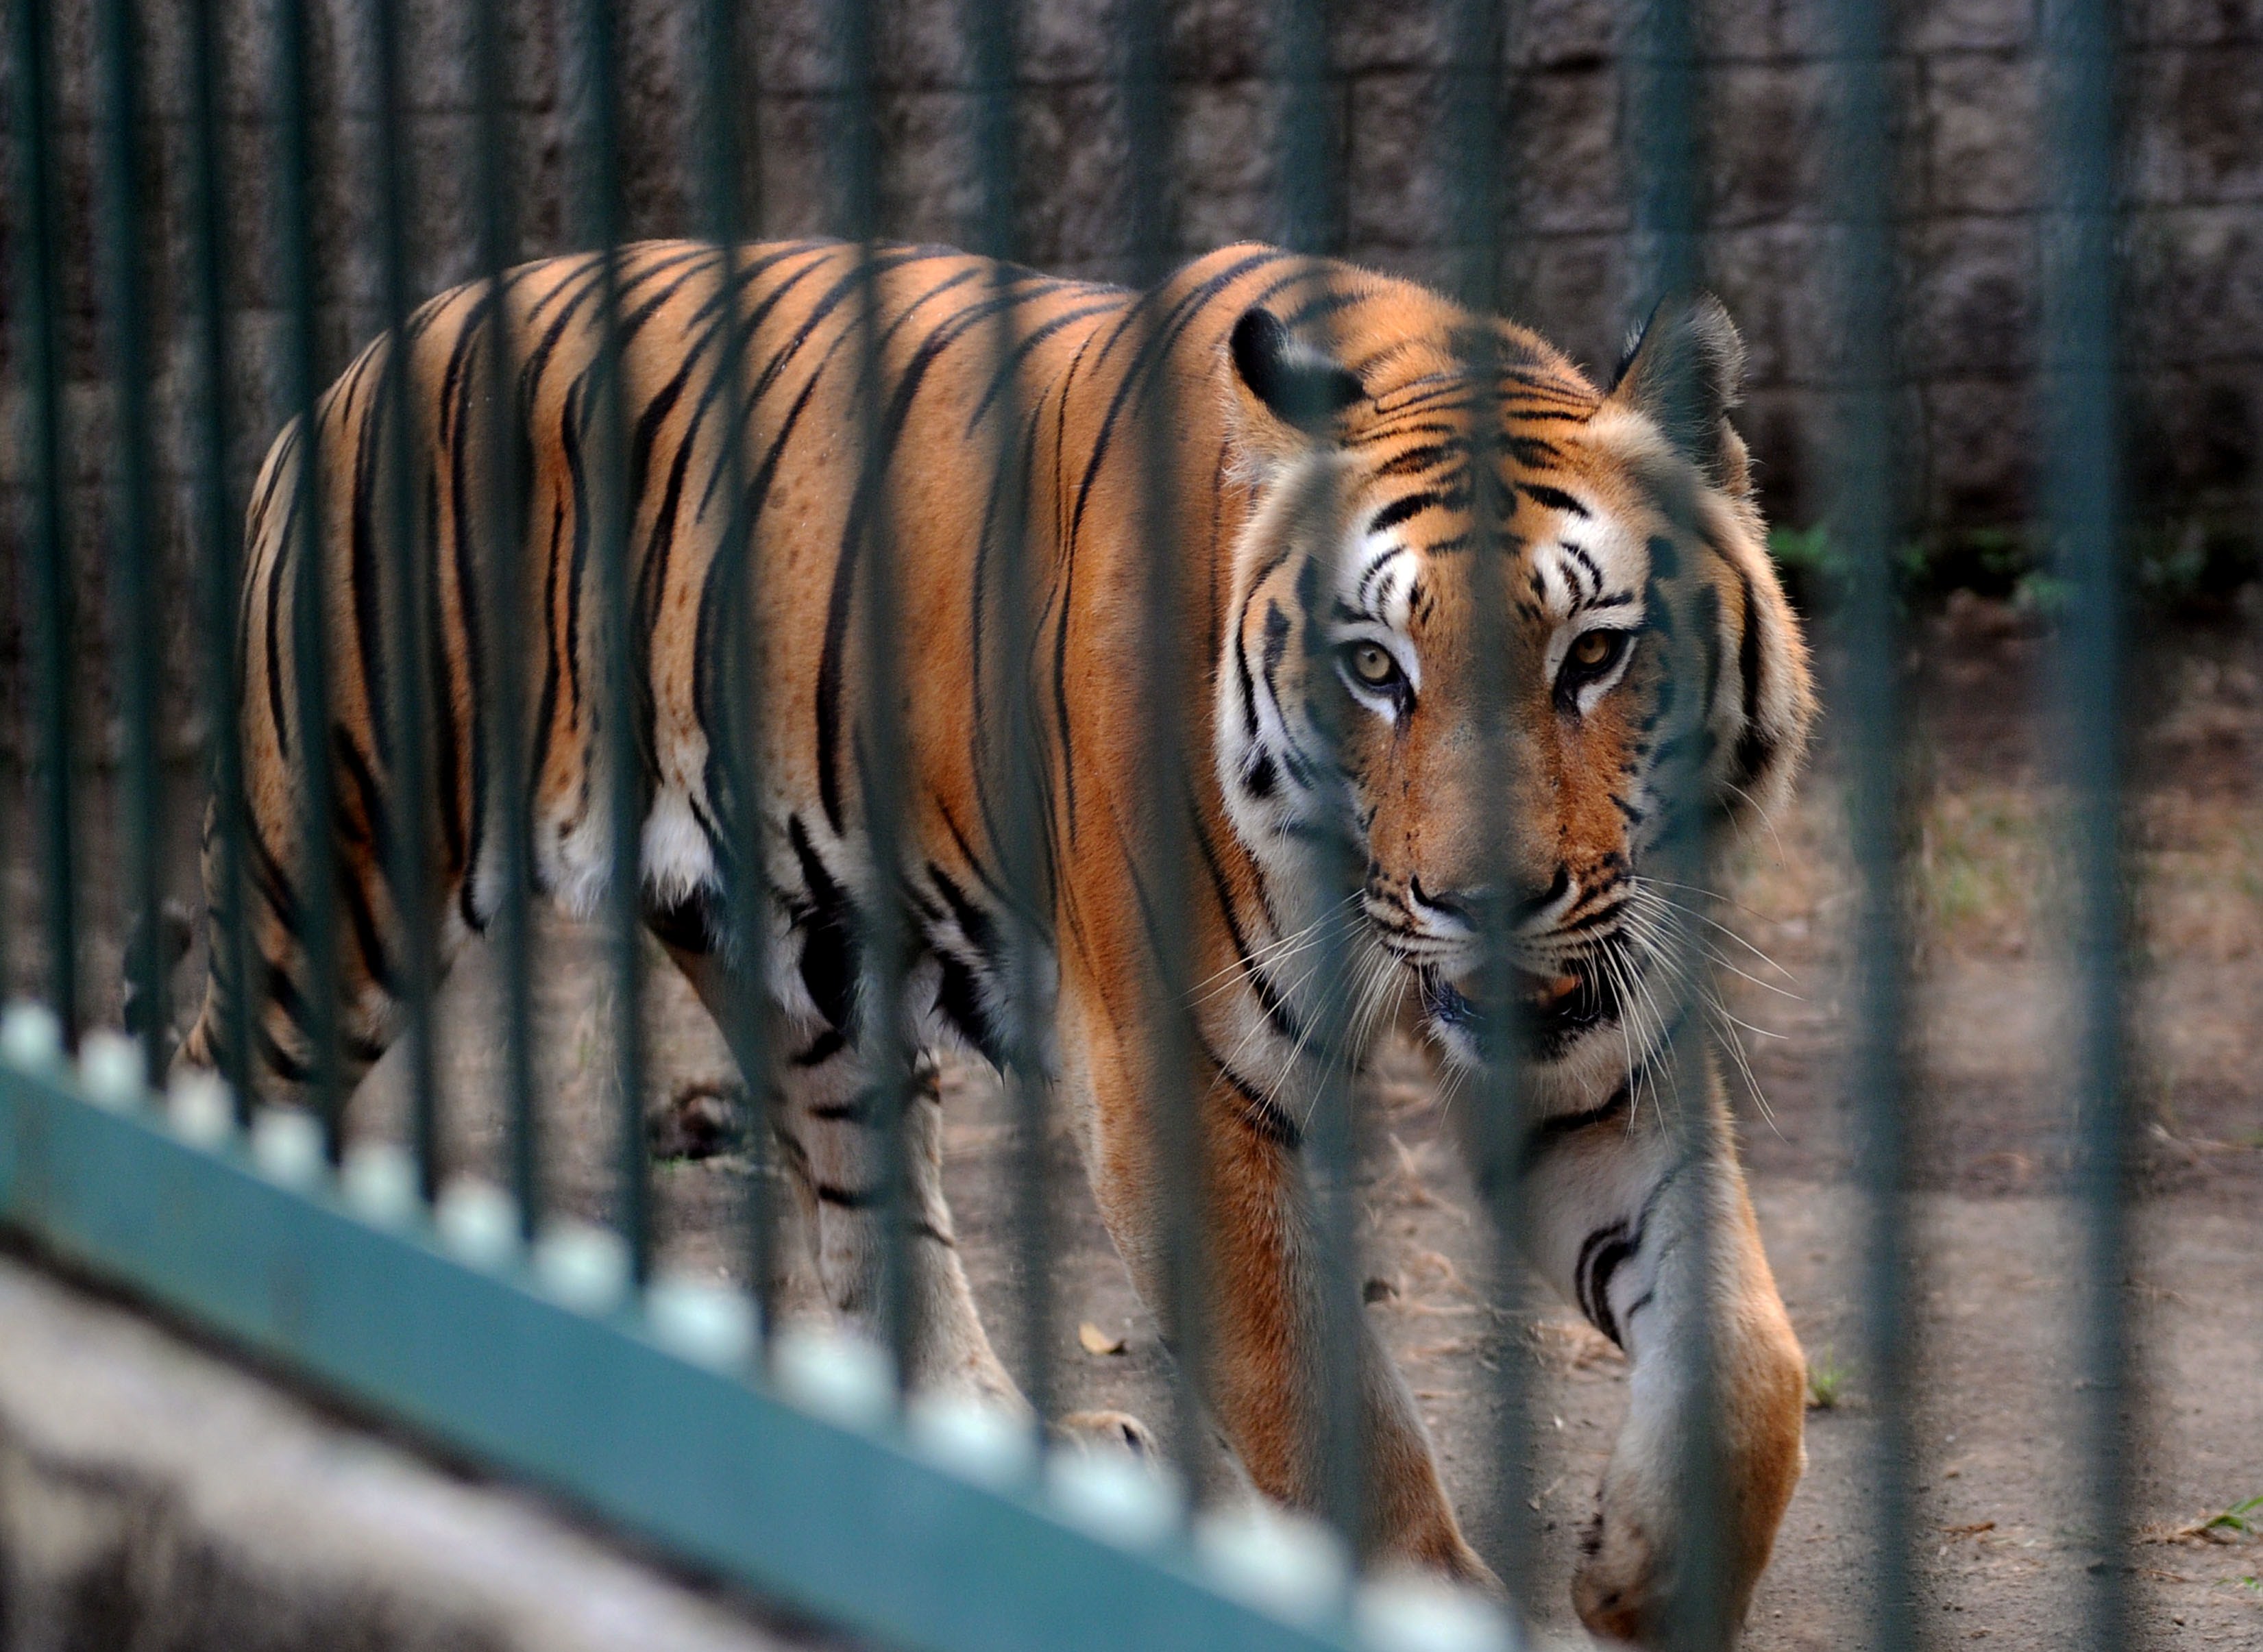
[0, 1248, 822, 1652]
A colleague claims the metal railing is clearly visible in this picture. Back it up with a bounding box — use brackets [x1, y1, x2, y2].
[0, 1, 2152, 1649]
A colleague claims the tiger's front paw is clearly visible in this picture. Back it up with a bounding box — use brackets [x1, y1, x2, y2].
[1055, 1408, 1160, 1462]
[1571, 1502, 1665, 1646]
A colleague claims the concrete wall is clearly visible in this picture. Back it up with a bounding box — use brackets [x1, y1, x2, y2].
[1, 0, 2258, 738]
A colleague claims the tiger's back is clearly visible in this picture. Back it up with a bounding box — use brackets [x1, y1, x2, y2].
[201, 241, 1140, 1083]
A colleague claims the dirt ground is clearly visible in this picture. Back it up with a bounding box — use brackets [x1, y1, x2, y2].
[19, 594, 2263, 1648]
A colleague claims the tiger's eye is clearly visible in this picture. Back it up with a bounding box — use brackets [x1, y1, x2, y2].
[1351, 643, 1397, 686]
[1571, 630, 1616, 669]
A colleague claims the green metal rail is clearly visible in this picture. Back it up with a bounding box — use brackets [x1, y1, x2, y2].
[0, 1012, 1510, 1652]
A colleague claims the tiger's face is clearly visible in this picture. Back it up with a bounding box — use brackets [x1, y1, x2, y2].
[1215, 292, 1813, 1100]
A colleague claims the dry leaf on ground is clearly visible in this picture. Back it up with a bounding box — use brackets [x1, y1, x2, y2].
[1077, 1321, 1127, 1357]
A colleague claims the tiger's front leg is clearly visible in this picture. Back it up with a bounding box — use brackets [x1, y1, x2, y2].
[1502, 1065, 1806, 1646]
[1060, 983, 1495, 1588]
[661, 946, 1023, 1409]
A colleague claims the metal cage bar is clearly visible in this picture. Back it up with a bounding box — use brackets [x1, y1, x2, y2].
[959, 0, 1059, 1446]
[1118, 0, 1214, 1516]
[571, 0, 651, 1283]
[1439, 0, 1539, 1613]
[9, 0, 75, 1048]
[2038, 0, 2131, 1644]
[692, 0, 776, 1345]
[469, 0, 543, 1239]
[274, 0, 350, 1152]
[185, 0, 257, 1118]
[831, 0, 924, 1392]
[93, 0, 164, 1082]
[1269, 0, 1369, 1568]
[367, 0, 444, 1202]
[1821, 0, 1918, 1644]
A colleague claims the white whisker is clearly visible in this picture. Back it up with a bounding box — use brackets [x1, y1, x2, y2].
[1706, 997, 1781, 1135]
[1720, 778, 1787, 861]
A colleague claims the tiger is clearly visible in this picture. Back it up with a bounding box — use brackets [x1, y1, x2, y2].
[174, 237, 1814, 1644]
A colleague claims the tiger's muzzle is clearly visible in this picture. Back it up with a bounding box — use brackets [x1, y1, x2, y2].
[1415, 956, 1619, 1066]
[1365, 881, 1623, 1067]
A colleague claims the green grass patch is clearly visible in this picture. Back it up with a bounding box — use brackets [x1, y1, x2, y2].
[2204, 1494, 2263, 1538]
[1805, 1345, 1848, 1411]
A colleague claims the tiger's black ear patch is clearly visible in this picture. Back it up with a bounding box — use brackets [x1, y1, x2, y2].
[1607, 292, 1747, 488]
[1230, 307, 1365, 434]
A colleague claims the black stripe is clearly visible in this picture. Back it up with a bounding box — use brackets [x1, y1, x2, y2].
[962, 296, 1134, 436]
[796, 1028, 849, 1068]
[646, 887, 722, 957]
[815, 269, 1012, 830]
[631, 424, 701, 783]
[262, 426, 302, 762]
[689, 367, 829, 847]
[346, 351, 393, 764]
[681, 247, 837, 523]
[1188, 802, 1303, 1050]
[786, 815, 861, 1036]
[1367, 489, 1459, 536]
[1199, 1033, 1304, 1148]
[438, 288, 505, 930]
[1052, 254, 1296, 831]
[1730, 569, 1776, 789]
[526, 495, 570, 838]
[1519, 481, 1589, 518]
[692, 243, 956, 521]
[1582, 1227, 1639, 1348]
[1519, 1080, 1632, 1175]
[1374, 442, 1458, 479]
[330, 730, 400, 998]
[933, 950, 1001, 1064]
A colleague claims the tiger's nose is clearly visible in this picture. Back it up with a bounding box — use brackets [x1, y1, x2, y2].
[1411, 866, 1572, 930]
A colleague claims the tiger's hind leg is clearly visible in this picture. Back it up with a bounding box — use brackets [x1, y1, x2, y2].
[172, 798, 464, 1118]
[656, 939, 1025, 1412]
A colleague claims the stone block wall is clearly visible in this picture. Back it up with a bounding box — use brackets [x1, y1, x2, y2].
[1, 0, 2259, 741]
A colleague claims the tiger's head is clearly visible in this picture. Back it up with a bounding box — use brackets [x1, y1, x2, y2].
[1212, 276, 1813, 1102]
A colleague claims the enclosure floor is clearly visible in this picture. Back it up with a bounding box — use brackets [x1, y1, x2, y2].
[929, 1067, 2263, 1652]
[94, 600, 2263, 1646]
[339, 894, 2263, 1651]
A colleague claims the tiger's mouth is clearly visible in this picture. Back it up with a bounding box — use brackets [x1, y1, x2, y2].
[1417, 958, 1616, 1059]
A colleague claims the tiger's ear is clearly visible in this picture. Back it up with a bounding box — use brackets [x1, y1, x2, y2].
[1228, 307, 1364, 461]
[1605, 292, 1750, 496]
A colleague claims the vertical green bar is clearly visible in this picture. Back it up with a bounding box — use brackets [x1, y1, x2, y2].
[369, 0, 441, 1196]
[8, 0, 79, 1044]
[962, 0, 1055, 1435]
[693, 0, 774, 1335]
[2038, 0, 2129, 1644]
[1119, 0, 1210, 1507]
[572, 0, 647, 1280]
[1441, 0, 1537, 1611]
[1622, 2, 1731, 1645]
[276, 0, 347, 1152]
[1625, 0, 1701, 300]
[1821, 0, 1916, 1644]
[186, 0, 256, 1114]
[1270, 0, 1365, 1562]
[831, 0, 918, 1387]
[94, 0, 166, 1079]
[471, 0, 541, 1235]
